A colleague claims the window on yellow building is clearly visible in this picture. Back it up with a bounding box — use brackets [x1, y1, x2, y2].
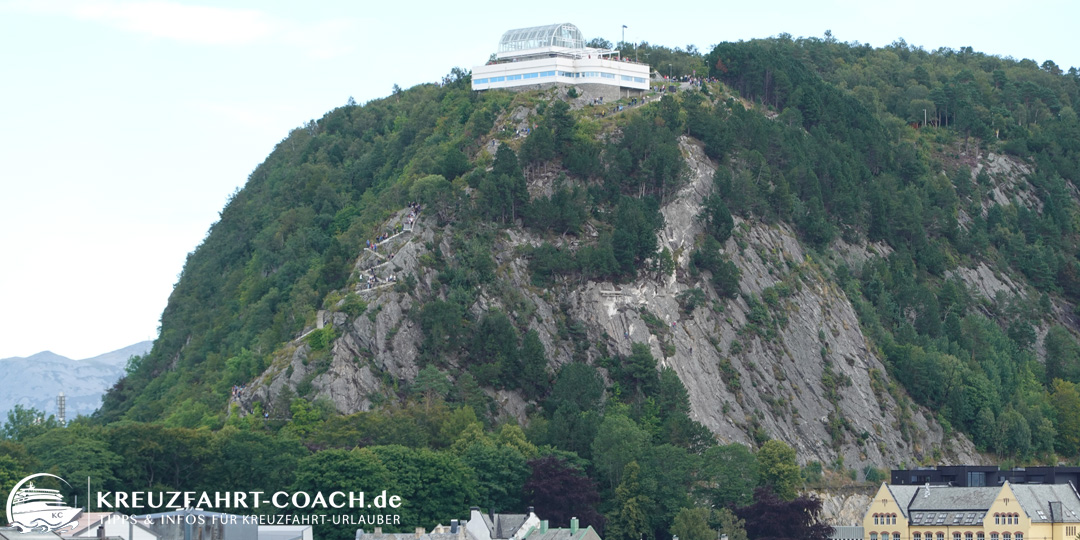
[914, 532, 921, 540]
[966, 532, 973, 540]
[1015, 533, 1022, 540]
[937, 532, 944, 540]
[1003, 532, 1011, 540]
[995, 515, 1000, 525]
[954, 532, 961, 540]
[991, 532, 999, 540]
[871, 533, 878, 540]
[894, 533, 900, 540]
[978, 533, 985, 540]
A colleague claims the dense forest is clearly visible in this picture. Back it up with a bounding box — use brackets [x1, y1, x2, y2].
[4, 35, 1080, 540]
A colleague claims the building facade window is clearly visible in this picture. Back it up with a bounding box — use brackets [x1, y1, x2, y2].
[990, 533, 999, 540]
[870, 533, 877, 540]
[1067, 527, 1076, 537]
[937, 533, 945, 540]
[995, 515, 1000, 525]
[1014, 533, 1022, 540]
[967, 532, 974, 540]
[978, 533, 985, 540]
[1003, 533, 1011, 540]
[954, 532, 961, 540]
[914, 533, 921, 540]
[874, 515, 879, 525]
[894, 533, 900, 540]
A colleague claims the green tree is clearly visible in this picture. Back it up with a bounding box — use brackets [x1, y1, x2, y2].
[469, 310, 520, 387]
[606, 461, 655, 540]
[1052, 379, 1080, 456]
[621, 343, 660, 400]
[997, 408, 1032, 458]
[203, 427, 306, 494]
[0, 445, 31, 524]
[2, 405, 59, 442]
[701, 443, 759, 507]
[546, 363, 604, 414]
[496, 423, 538, 459]
[461, 442, 529, 512]
[1045, 326, 1080, 383]
[519, 330, 550, 400]
[671, 507, 715, 540]
[292, 448, 393, 540]
[412, 365, 452, 401]
[371, 445, 479, 529]
[591, 414, 649, 489]
[712, 507, 748, 540]
[756, 440, 801, 500]
[702, 193, 735, 243]
[107, 423, 211, 491]
[410, 174, 454, 221]
[25, 425, 121, 500]
[419, 300, 466, 357]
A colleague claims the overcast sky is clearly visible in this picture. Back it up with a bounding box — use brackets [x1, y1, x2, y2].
[1, 0, 1078, 360]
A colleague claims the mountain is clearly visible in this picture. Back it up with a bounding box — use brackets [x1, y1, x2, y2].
[99, 37, 1080, 473]
[0, 341, 152, 419]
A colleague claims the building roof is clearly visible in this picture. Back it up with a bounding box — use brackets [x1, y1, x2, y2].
[908, 486, 1000, 511]
[1010, 483, 1080, 523]
[68, 512, 118, 537]
[905, 486, 998, 527]
[498, 23, 584, 53]
[0, 528, 64, 540]
[887, 485, 921, 517]
[256, 525, 311, 540]
[523, 530, 587, 540]
[480, 513, 529, 539]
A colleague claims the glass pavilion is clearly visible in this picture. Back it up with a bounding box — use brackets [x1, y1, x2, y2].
[472, 23, 650, 93]
[498, 23, 586, 53]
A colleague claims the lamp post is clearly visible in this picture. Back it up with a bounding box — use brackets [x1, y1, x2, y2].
[669, 63, 672, 80]
[621, 25, 626, 58]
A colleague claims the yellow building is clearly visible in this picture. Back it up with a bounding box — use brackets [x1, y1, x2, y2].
[863, 482, 1080, 540]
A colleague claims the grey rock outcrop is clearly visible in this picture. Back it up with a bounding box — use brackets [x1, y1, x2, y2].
[239, 135, 981, 470]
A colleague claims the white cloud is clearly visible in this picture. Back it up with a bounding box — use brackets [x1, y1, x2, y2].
[3, 0, 359, 56]
[73, 1, 274, 45]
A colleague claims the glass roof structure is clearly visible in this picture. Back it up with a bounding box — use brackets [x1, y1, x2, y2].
[498, 23, 585, 53]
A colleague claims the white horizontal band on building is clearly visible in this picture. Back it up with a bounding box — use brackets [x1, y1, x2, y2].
[472, 23, 650, 92]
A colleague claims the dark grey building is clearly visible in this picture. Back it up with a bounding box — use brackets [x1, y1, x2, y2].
[891, 466, 1080, 487]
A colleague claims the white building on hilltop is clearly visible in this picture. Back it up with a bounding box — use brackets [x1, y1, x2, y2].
[471, 23, 650, 95]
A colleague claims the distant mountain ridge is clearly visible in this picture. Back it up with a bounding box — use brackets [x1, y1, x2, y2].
[0, 341, 152, 420]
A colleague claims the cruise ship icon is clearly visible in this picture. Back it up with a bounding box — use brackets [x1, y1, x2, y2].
[6, 474, 82, 532]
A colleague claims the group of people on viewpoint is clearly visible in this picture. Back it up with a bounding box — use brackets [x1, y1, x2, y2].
[360, 204, 421, 290]
[366, 204, 420, 253]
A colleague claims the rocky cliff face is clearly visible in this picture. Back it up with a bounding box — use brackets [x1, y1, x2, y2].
[241, 133, 983, 471]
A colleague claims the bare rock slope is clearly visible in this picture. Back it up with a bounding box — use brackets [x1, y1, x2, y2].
[242, 135, 981, 470]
